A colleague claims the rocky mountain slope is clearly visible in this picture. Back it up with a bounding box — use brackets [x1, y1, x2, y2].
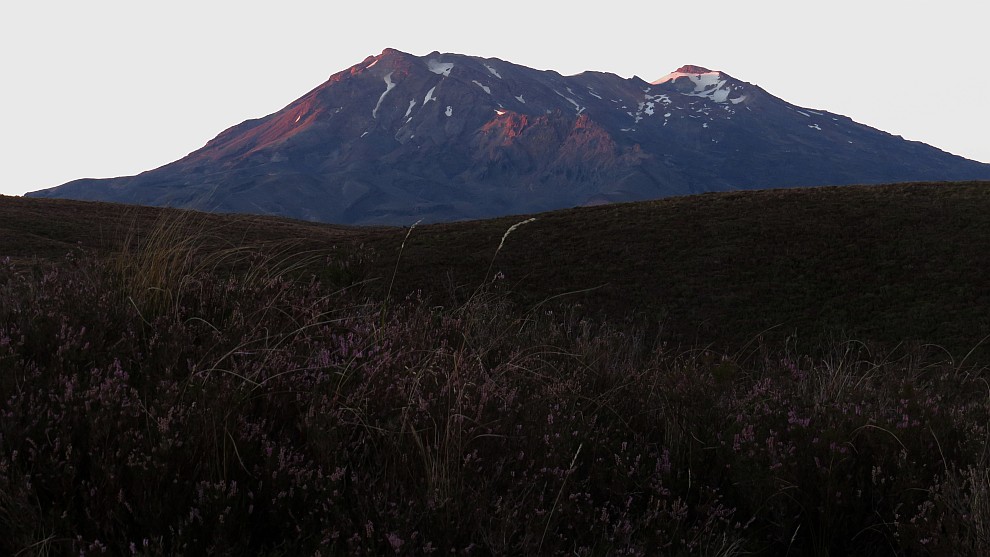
[29, 49, 990, 224]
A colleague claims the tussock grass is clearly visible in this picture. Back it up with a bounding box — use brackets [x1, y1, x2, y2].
[109, 211, 223, 318]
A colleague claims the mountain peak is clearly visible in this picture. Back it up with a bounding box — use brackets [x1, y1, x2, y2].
[651, 65, 721, 85]
[675, 65, 714, 74]
[648, 65, 745, 104]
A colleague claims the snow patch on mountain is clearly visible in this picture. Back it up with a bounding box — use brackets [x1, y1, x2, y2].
[555, 90, 584, 115]
[445, 106, 453, 117]
[484, 64, 502, 78]
[515, 94, 525, 104]
[404, 100, 416, 118]
[472, 80, 491, 94]
[630, 93, 673, 123]
[424, 86, 437, 106]
[372, 73, 396, 119]
[427, 60, 453, 76]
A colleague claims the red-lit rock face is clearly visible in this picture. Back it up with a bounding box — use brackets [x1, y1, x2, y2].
[30, 49, 990, 225]
[674, 65, 714, 74]
[479, 112, 531, 144]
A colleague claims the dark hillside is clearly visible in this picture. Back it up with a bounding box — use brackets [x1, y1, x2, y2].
[0, 195, 372, 265]
[362, 181, 990, 358]
[5, 181, 990, 358]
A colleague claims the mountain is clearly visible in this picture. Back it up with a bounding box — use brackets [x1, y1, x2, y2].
[28, 48, 990, 224]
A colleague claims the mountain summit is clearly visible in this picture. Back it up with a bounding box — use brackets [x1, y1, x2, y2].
[653, 65, 720, 83]
[29, 48, 990, 224]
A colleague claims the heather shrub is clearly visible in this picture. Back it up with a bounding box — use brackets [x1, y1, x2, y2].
[1, 250, 988, 555]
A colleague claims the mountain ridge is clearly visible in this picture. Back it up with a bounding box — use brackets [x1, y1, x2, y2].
[28, 48, 990, 224]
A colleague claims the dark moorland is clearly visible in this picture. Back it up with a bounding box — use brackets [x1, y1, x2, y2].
[2, 182, 989, 554]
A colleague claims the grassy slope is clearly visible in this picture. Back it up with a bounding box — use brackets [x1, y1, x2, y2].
[4, 180, 990, 358]
[366, 181, 990, 358]
[4, 184, 990, 554]
[0, 196, 370, 264]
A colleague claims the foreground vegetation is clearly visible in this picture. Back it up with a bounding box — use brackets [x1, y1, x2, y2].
[2, 216, 989, 554]
[5, 181, 990, 359]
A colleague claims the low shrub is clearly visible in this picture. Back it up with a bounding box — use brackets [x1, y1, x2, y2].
[1, 252, 987, 555]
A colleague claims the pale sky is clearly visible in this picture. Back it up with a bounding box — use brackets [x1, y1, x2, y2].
[2, 1, 987, 197]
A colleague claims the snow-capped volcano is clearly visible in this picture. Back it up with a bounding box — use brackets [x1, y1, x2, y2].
[28, 49, 990, 225]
